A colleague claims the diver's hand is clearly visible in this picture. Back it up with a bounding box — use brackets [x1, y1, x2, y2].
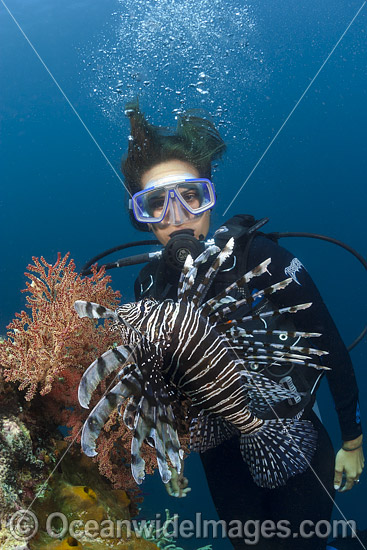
[165, 461, 191, 498]
[334, 435, 364, 492]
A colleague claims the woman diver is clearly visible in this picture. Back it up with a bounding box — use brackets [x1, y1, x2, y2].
[120, 99, 364, 550]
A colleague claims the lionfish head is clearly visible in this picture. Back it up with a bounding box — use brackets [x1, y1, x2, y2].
[116, 297, 159, 327]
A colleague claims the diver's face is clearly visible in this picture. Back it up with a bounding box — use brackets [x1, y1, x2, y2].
[140, 160, 211, 246]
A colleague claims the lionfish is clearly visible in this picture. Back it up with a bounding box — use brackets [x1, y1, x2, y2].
[74, 239, 328, 489]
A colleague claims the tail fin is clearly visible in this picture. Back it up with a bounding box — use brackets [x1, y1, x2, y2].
[240, 418, 317, 488]
[190, 413, 239, 452]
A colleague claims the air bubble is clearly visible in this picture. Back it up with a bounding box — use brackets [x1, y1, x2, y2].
[83, 0, 266, 137]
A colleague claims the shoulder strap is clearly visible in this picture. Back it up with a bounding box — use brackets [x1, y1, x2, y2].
[213, 215, 271, 288]
[213, 214, 257, 246]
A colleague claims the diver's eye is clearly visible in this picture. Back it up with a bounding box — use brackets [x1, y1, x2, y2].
[146, 192, 165, 216]
[183, 191, 199, 201]
[149, 197, 165, 210]
[181, 190, 201, 207]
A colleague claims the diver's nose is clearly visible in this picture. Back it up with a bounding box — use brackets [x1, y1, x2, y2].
[163, 193, 191, 225]
[171, 199, 185, 222]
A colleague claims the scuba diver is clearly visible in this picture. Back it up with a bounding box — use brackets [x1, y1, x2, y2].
[94, 100, 365, 549]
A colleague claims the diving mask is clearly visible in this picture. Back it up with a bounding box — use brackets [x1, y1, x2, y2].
[130, 174, 216, 226]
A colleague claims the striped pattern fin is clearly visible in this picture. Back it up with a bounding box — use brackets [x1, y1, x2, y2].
[208, 278, 293, 322]
[178, 245, 221, 303]
[222, 327, 322, 340]
[239, 353, 326, 370]
[215, 303, 313, 331]
[245, 360, 328, 373]
[81, 378, 138, 457]
[189, 413, 239, 452]
[230, 356, 331, 371]
[189, 238, 235, 307]
[79, 336, 182, 486]
[240, 418, 317, 488]
[78, 346, 133, 408]
[122, 396, 140, 429]
[240, 371, 301, 413]
[74, 300, 117, 320]
[251, 329, 322, 338]
[177, 254, 194, 300]
[200, 259, 271, 318]
[149, 402, 182, 482]
[129, 355, 181, 485]
[130, 395, 151, 484]
[226, 340, 329, 369]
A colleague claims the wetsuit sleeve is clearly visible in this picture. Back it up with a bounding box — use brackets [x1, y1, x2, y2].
[247, 235, 362, 442]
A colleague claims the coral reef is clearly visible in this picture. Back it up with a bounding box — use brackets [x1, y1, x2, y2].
[33, 537, 160, 549]
[0, 413, 43, 513]
[0, 255, 142, 515]
[0, 253, 120, 401]
[0, 254, 146, 493]
[0, 254, 196, 550]
[0, 527, 32, 550]
[35, 538, 160, 549]
[29, 450, 137, 549]
[0, 254, 191, 496]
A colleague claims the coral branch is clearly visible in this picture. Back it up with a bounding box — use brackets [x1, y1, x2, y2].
[0, 254, 193, 506]
[0, 253, 120, 401]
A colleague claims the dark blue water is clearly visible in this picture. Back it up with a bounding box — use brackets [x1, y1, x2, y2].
[1, 0, 366, 548]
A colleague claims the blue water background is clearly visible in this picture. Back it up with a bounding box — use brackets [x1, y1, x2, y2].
[1, 0, 366, 547]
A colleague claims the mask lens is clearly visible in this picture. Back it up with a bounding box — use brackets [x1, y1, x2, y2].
[176, 180, 214, 213]
[145, 190, 166, 218]
[134, 189, 168, 222]
[177, 183, 202, 210]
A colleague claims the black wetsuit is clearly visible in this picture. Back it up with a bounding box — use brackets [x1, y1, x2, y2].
[135, 222, 362, 550]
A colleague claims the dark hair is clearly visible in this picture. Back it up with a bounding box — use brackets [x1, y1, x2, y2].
[121, 99, 227, 232]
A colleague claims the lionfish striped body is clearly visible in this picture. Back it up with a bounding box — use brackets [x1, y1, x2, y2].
[75, 239, 328, 489]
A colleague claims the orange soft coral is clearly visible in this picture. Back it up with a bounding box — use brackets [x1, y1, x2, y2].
[0, 254, 191, 498]
[0, 253, 120, 400]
